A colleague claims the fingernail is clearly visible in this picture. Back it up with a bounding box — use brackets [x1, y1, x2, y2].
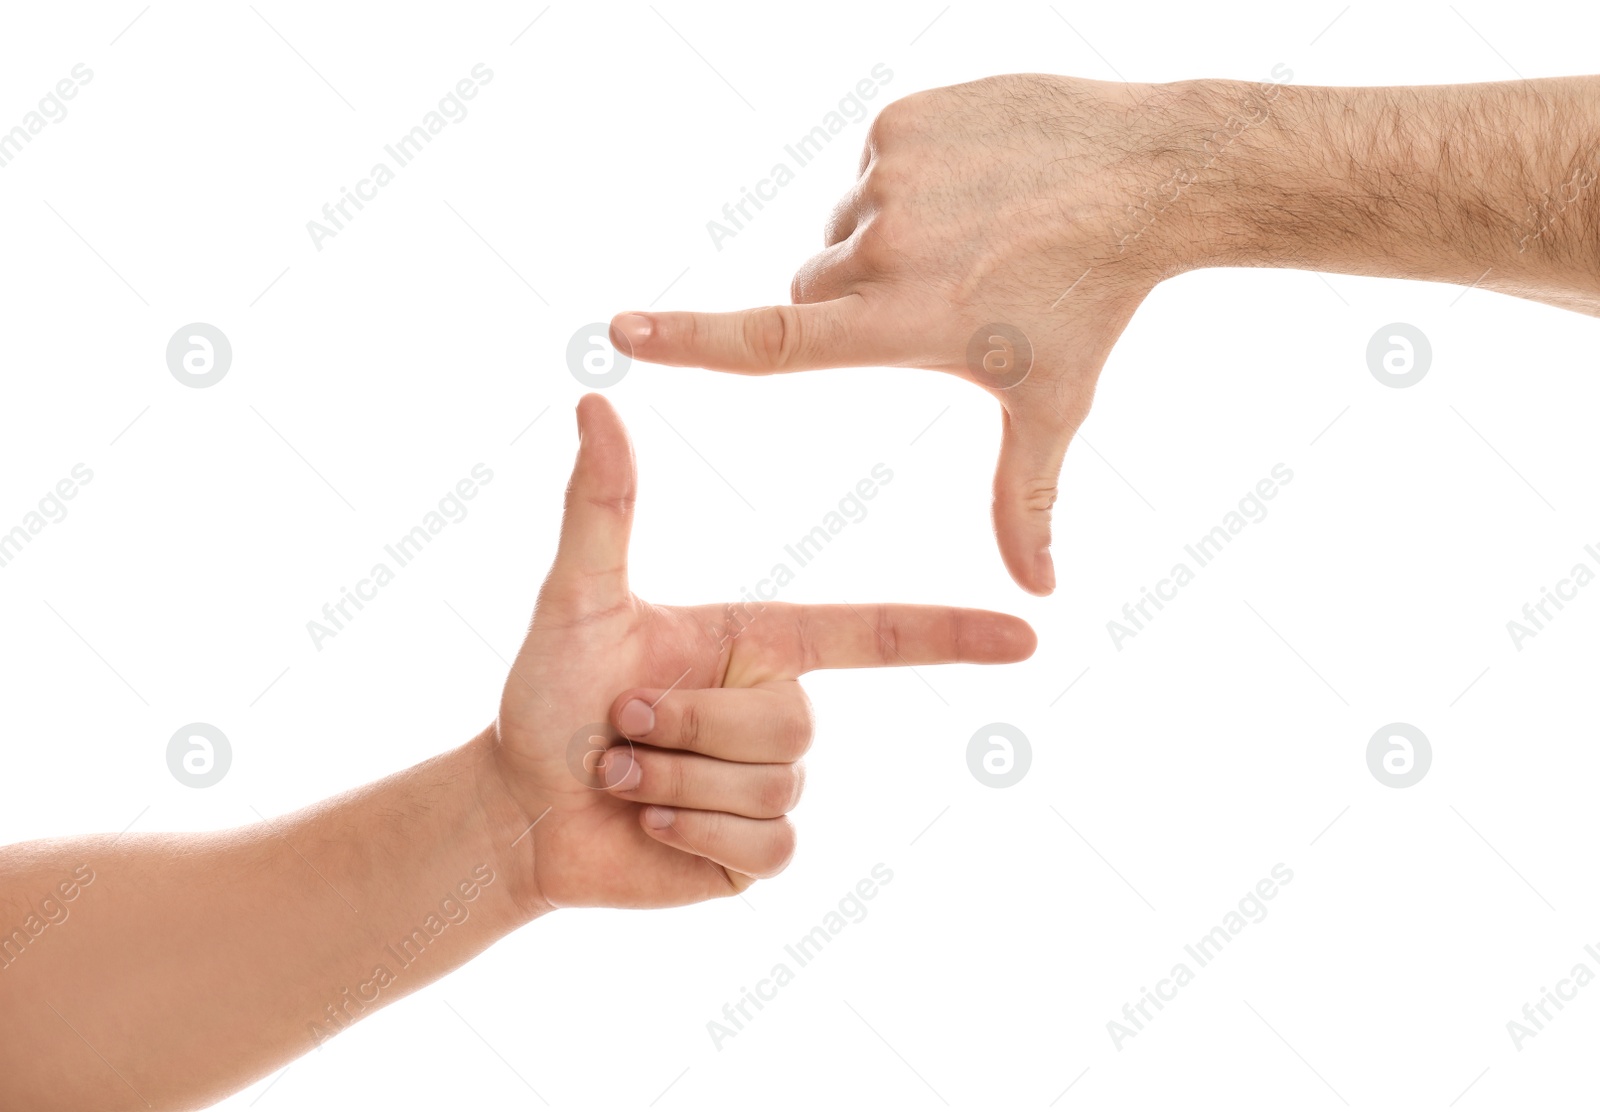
[601, 747, 640, 790]
[610, 313, 652, 356]
[617, 698, 654, 737]
[643, 805, 675, 830]
[1034, 548, 1055, 592]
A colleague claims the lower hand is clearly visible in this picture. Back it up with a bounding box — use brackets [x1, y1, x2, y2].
[490, 395, 1036, 913]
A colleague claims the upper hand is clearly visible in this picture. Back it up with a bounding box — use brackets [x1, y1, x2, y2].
[610, 75, 1204, 595]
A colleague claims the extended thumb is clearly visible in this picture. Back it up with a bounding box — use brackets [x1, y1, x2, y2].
[549, 394, 636, 592]
[992, 409, 1072, 596]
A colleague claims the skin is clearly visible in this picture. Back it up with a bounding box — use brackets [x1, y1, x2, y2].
[0, 395, 1035, 1111]
[610, 74, 1600, 595]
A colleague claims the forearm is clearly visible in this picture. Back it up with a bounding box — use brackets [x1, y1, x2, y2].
[0, 731, 541, 1111]
[1162, 76, 1600, 311]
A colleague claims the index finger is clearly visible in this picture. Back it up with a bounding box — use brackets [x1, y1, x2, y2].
[609, 298, 895, 374]
[727, 602, 1036, 679]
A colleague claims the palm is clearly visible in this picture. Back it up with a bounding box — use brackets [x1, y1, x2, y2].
[500, 594, 739, 910]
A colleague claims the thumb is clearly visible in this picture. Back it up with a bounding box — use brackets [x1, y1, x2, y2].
[609, 297, 894, 374]
[549, 394, 636, 595]
[992, 408, 1073, 596]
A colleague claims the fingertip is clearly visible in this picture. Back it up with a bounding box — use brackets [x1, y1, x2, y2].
[999, 541, 1055, 597]
[1004, 615, 1039, 660]
[548, 395, 637, 589]
[609, 312, 653, 356]
[614, 695, 656, 739]
[1034, 548, 1056, 594]
[765, 816, 799, 877]
[571, 394, 634, 478]
[574, 392, 622, 442]
[993, 411, 1071, 598]
[977, 611, 1038, 661]
[1013, 568, 1054, 597]
[641, 805, 676, 831]
[601, 746, 641, 791]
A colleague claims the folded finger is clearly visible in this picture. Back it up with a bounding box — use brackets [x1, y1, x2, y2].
[610, 681, 812, 761]
[640, 807, 797, 880]
[600, 747, 804, 820]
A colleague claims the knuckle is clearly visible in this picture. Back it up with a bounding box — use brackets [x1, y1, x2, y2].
[790, 257, 834, 304]
[755, 774, 788, 818]
[1022, 479, 1060, 514]
[858, 162, 903, 205]
[683, 312, 708, 356]
[757, 763, 804, 817]
[793, 606, 822, 676]
[867, 98, 913, 146]
[745, 305, 802, 368]
[858, 173, 888, 207]
[663, 754, 691, 805]
[782, 696, 816, 758]
[824, 192, 859, 247]
[855, 232, 892, 271]
[822, 218, 848, 251]
[674, 698, 702, 749]
[864, 114, 892, 151]
[858, 207, 909, 267]
[786, 762, 807, 811]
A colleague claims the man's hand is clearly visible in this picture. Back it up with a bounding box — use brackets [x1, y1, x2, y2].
[612, 75, 1167, 596]
[491, 394, 1036, 912]
[610, 74, 1600, 596]
[0, 391, 1034, 1110]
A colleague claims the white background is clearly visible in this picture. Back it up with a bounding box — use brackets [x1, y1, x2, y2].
[2, 1, 1598, 1108]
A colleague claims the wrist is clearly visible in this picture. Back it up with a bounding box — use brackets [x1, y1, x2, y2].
[461, 728, 554, 925]
[1121, 75, 1313, 276]
[1076, 77, 1278, 280]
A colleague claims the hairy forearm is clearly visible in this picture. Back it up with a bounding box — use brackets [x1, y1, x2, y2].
[0, 731, 540, 1111]
[1146, 76, 1600, 311]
